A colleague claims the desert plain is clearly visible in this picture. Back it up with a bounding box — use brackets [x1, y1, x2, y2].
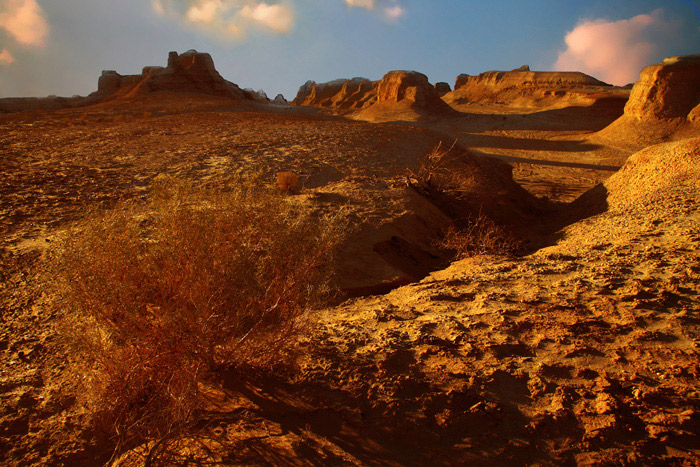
[1, 50, 700, 466]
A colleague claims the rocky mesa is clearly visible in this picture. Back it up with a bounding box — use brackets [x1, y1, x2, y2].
[94, 49, 250, 101]
[443, 65, 629, 112]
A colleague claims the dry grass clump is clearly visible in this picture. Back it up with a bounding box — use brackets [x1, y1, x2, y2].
[276, 171, 300, 193]
[46, 176, 345, 447]
[439, 215, 522, 259]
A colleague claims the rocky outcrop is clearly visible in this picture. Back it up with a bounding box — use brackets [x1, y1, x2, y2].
[293, 77, 377, 109]
[453, 70, 607, 92]
[375, 71, 448, 107]
[445, 68, 626, 111]
[355, 71, 456, 122]
[434, 82, 451, 96]
[273, 94, 288, 105]
[92, 50, 249, 101]
[623, 54, 700, 121]
[594, 55, 700, 149]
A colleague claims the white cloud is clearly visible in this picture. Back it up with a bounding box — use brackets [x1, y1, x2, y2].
[240, 2, 294, 33]
[344, 0, 406, 22]
[554, 9, 668, 85]
[0, 48, 14, 65]
[152, 0, 295, 40]
[383, 4, 405, 21]
[0, 0, 49, 47]
[186, 0, 222, 24]
[345, 0, 375, 9]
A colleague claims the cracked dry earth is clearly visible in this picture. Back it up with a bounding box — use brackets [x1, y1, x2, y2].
[301, 199, 700, 466]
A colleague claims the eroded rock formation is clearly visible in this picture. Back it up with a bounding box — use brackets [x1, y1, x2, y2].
[595, 54, 700, 148]
[93, 50, 249, 100]
[293, 77, 377, 109]
[445, 68, 628, 111]
[623, 54, 700, 121]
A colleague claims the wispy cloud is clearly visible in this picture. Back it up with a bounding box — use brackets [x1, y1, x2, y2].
[344, 0, 406, 22]
[0, 48, 14, 65]
[152, 0, 295, 40]
[554, 9, 668, 85]
[0, 0, 49, 47]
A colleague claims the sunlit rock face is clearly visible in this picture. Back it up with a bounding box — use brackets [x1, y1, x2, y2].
[293, 77, 378, 109]
[623, 54, 700, 121]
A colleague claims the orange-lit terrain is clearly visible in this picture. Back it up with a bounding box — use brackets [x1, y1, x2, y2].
[1, 51, 699, 466]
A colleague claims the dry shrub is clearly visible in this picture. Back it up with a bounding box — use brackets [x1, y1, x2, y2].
[46, 176, 345, 446]
[276, 171, 299, 193]
[439, 215, 522, 259]
[406, 141, 466, 193]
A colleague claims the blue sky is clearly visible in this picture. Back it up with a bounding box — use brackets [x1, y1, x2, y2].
[0, 0, 698, 99]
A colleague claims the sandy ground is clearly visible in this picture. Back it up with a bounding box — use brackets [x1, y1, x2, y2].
[1, 93, 699, 466]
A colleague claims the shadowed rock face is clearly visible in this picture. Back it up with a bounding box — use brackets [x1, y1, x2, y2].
[434, 82, 451, 96]
[293, 77, 377, 109]
[94, 50, 248, 100]
[624, 54, 700, 121]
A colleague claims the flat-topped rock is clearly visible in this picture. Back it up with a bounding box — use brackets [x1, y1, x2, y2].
[624, 54, 700, 120]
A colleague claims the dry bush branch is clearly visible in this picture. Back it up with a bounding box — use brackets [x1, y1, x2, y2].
[44, 175, 346, 449]
[439, 215, 523, 259]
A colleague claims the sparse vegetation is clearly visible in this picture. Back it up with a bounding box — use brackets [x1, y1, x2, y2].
[45, 175, 345, 447]
[406, 141, 462, 192]
[439, 215, 523, 259]
[276, 171, 300, 193]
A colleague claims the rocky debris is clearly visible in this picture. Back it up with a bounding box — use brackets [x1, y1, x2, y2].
[293, 77, 377, 109]
[434, 81, 451, 96]
[445, 67, 628, 111]
[92, 50, 249, 101]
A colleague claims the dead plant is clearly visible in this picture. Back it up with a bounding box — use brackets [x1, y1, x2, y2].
[439, 214, 523, 259]
[44, 175, 346, 449]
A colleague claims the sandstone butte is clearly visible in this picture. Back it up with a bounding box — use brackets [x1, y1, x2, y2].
[596, 53, 700, 149]
[442, 66, 630, 112]
[94, 50, 250, 101]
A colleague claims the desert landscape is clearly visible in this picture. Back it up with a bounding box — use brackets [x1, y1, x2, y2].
[1, 45, 699, 467]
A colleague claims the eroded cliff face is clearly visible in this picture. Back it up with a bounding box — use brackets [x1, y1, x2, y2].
[594, 55, 700, 149]
[623, 54, 700, 121]
[94, 50, 249, 100]
[293, 78, 377, 109]
[444, 68, 628, 111]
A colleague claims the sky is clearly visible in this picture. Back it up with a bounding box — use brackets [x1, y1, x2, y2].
[0, 0, 698, 99]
